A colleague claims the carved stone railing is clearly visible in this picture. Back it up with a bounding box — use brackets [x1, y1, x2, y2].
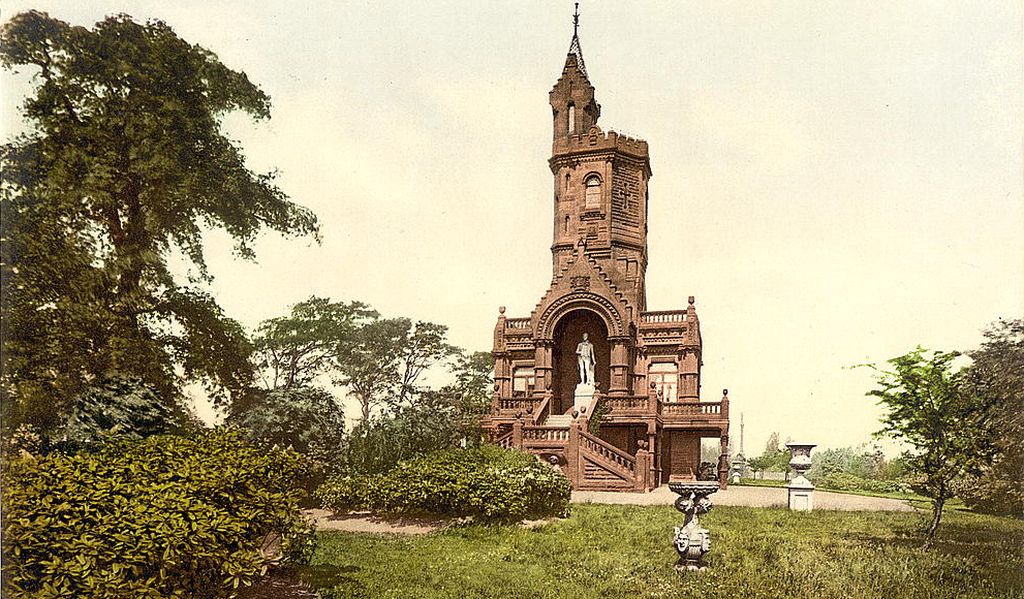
[498, 397, 539, 413]
[495, 432, 514, 449]
[602, 395, 653, 415]
[640, 310, 687, 324]
[504, 318, 531, 330]
[578, 430, 636, 474]
[532, 396, 550, 425]
[660, 401, 724, 417]
[522, 426, 570, 447]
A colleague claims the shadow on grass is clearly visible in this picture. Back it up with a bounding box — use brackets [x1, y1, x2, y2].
[846, 517, 1024, 559]
[299, 564, 364, 593]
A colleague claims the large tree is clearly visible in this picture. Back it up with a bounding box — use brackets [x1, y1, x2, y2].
[346, 351, 492, 474]
[253, 297, 377, 392]
[335, 318, 458, 422]
[866, 348, 996, 540]
[957, 319, 1024, 516]
[0, 11, 318, 433]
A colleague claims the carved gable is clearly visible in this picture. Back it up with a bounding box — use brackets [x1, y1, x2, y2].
[531, 240, 636, 339]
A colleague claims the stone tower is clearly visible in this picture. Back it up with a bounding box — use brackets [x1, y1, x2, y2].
[548, 27, 651, 310]
[483, 8, 731, 492]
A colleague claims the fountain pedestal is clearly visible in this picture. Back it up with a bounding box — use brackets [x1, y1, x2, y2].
[668, 480, 719, 572]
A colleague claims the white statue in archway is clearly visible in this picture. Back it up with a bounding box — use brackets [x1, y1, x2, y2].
[576, 333, 596, 386]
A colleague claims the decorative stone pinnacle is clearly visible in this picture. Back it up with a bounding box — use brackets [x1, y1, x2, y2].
[499, 306, 506, 314]
[722, 388, 728, 396]
[688, 295, 695, 305]
[567, 2, 588, 79]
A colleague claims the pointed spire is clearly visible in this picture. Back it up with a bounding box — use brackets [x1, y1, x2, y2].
[568, 2, 589, 79]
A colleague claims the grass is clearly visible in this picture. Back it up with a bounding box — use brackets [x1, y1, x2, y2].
[735, 477, 788, 488]
[299, 504, 1023, 599]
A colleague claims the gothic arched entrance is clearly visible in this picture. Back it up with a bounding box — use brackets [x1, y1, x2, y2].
[551, 309, 609, 414]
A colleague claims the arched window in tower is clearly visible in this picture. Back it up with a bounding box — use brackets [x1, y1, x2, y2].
[584, 174, 601, 210]
[568, 104, 575, 134]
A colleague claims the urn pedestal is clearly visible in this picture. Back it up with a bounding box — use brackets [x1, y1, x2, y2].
[785, 443, 816, 512]
[668, 480, 719, 572]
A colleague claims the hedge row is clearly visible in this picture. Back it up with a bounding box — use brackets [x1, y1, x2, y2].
[1, 430, 312, 599]
[814, 471, 914, 495]
[316, 445, 571, 523]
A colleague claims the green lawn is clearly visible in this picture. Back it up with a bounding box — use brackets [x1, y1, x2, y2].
[734, 478, 940, 506]
[299, 504, 1023, 599]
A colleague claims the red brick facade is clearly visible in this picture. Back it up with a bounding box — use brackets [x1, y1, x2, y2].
[483, 33, 730, 492]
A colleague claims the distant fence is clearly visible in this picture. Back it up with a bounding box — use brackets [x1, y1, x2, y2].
[749, 471, 789, 481]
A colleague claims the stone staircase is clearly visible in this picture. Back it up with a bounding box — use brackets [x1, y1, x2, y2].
[495, 410, 656, 492]
[543, 413, 573, 428]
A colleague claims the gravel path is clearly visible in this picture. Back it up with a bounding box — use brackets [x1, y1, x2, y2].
[304, 508, 443, 535]
[572, 485, 916, 511]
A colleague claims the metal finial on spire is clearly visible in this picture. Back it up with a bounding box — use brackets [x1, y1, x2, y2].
[568, 2, 589, 79]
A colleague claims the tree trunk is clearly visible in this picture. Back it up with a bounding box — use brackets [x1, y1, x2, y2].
[360, 395, 370, 423]
[926, 495, 945, 545]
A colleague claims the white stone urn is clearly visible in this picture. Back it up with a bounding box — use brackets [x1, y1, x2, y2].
[785, 442, 816, 511]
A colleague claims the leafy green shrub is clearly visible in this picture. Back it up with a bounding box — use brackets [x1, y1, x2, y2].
[2, 429, 313, 598]
[227, 386, 347, 503]
[314, 474, 372, 514]
[813, 471, 913, 495]
[226, 386, 346, 459]
[56, 374, 184, 449]
[316, 445, 570, 523]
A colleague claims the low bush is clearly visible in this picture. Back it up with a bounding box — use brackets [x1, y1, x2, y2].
[813, 471, 913, 495]
[1, 429, 313, 599]
[316, 445, 570, 523]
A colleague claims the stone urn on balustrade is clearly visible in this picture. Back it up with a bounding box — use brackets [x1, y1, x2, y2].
[785, 442, 816, 511]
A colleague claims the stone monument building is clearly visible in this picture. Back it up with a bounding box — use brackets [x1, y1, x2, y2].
[483, 13, 731, 492]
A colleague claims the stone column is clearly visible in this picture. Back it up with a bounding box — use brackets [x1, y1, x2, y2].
[493, 353, 512, 402]
[717, 434, 730, 489]
[635, 443, 652, 492]
[512, 418, 524, 450]
[566, 420, 581, 487]
[608, 337, 630, 395]
[534, 339, 553, 399]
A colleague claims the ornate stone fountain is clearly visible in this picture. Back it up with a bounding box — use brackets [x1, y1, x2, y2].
[668, 480, 719, 572]
[785, 442, 816, 511]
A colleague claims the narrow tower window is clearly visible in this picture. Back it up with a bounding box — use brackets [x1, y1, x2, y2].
[584, 174, 601, 210]
[568, 104, 575, 134]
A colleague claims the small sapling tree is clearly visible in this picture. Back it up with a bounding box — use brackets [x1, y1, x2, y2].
[864, 348, 995, 541]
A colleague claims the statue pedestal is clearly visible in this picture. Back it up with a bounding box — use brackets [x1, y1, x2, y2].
[573, 383, 595, 413]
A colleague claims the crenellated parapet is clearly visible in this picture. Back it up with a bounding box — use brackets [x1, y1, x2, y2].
[551, 127, 651, 170]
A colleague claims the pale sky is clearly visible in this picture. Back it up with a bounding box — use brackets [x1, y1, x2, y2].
[3, 1, 1022, 457]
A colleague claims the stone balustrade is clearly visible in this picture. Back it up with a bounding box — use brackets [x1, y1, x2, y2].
[640, 310, 687, 324]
